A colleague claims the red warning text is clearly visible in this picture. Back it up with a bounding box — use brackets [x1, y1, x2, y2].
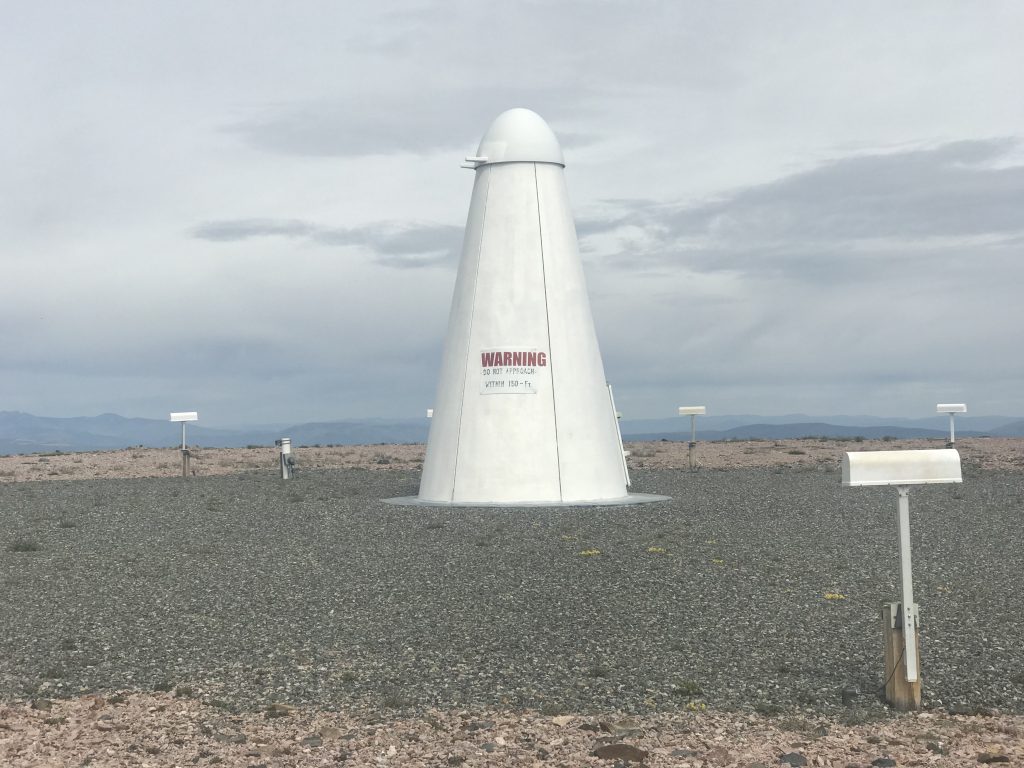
[481, 351, 548, 368]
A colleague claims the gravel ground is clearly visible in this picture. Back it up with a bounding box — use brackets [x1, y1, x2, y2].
[2, 463, 1022, 723]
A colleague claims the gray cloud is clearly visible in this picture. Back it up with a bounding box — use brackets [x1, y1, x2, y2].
[192, 219, 316, 241]
[227, 88, 598, 158]
[193, 218, 463, 269]
[583, 139, 1024, 282]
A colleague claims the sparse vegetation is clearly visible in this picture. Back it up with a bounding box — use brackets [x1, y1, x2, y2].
[539, 700, 566, 716]
[671, 679, 703, 698]
[6, 539, 41, 553]
[380, 688, 410, 709]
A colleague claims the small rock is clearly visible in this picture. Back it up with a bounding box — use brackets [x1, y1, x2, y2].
[550, 715, 574, 727]
[592, 743, 648, 762]
[708, 745, 733, 764]
[779, 754, 808, 767]
[265, 703, 294, 719]
[319, 726, 344, 740]
[481, 742, 496, 753]
[672, 749, 700, 758]
[871, 759, 897, 767]
[386, 745, 397, 757]
[494, 736, 506, 746]
[599, 719, 642, 738]
[213, 731, 247, 744]
[866, 736, 882, 745]
[30, 699, 53, 711]
[299, 734, 322, 748]
[926, 741, 947, 756]
[841, 687, 859, 706]
[447, 756, 466, 766]
[466, 719, 495, 731]
[977, 753, 1010, 764]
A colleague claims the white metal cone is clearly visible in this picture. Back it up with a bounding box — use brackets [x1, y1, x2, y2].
[414, 109, 650, 505]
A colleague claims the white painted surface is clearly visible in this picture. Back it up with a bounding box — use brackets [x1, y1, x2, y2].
[677, 406, 706, 415]
[841, 448, 962, 486]
[169, 411, 198, 422]
[936, 403, 967, 413]
[473, 107, 565, 167]
[896, 486, 919, 681]
[419, 110, 626, 504]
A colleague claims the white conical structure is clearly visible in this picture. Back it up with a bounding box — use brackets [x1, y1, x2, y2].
[408, 109, 664, 506]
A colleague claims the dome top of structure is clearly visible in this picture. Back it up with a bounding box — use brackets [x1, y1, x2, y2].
[468, 108, 565, 167]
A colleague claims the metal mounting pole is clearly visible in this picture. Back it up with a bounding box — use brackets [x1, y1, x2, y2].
[181, 423, 189, 477]
[948, 412, 955, 447]
[688, 414, 697, 471]
[896, 485, 919, 682]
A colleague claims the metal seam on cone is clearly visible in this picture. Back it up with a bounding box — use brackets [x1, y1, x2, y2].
[450, 167, 491, 501]
[534, 163, 563, 502]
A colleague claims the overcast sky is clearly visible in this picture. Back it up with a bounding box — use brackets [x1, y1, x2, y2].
[3, 1, 1022, 426]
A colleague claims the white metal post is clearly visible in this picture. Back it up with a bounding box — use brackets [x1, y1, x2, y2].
[896, 485, 919, 682]
[279, 438, 293, 480]
[688, 414, 697, 470]
[948, 412, 955, 445]
[181, 422, 188, 477]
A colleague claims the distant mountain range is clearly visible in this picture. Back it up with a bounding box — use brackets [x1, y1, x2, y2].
[1, 410, 1022, 455]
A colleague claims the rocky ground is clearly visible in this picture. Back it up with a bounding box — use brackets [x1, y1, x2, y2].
[3, 692, 1021, 767]
[0, 438, 1021, 767]
[1, 437, 1022, 483]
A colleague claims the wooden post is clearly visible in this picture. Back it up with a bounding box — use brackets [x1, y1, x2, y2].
[882, 602, 922, 710]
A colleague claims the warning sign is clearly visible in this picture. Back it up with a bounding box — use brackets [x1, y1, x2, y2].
[479, 348, 547, 395]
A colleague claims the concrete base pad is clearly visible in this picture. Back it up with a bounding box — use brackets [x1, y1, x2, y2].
[383, 493, 671, 508]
